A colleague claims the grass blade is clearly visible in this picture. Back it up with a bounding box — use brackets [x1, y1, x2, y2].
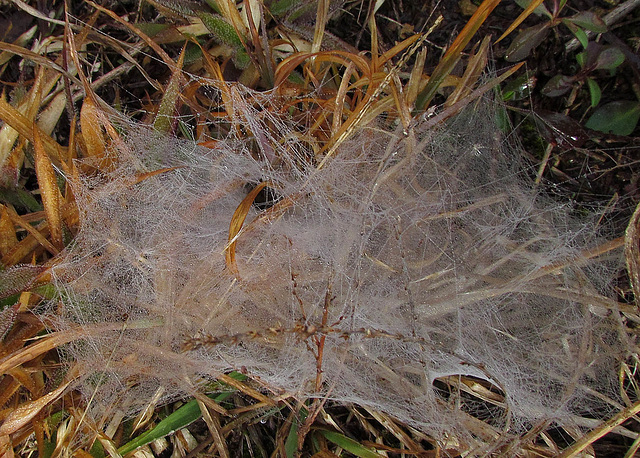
[117, 373, 246, 455]
[319, 430, 383, 458]
[415, 0, 501, 112]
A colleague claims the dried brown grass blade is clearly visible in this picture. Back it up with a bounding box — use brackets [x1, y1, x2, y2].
[33, 126, 63, 250]
[558, 400, 640, 457]
[226, 181, 270, 277]
[0, 381, 71, 436]
[415, 0, 501, 111]
[0, 95, 65, 163]
[0, 205, 18, 257]
[312, 0, 329, 55]
[79, 98, 106, 159]
[0, 41, 81, 86]
[445, 35, 491, 107]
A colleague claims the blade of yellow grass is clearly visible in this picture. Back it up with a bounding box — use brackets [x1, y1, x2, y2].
[0, 381, 71, 436]
[312, 0, 329, 55]
[331, 61, 357, 136]
[404, 47, 427, 108]
[415, 0, 501, 112]
[226, 181, 271, 277]
[496, 0, 546, 43]
[33, 126, 63, 251]
[558, 400, 640, 457]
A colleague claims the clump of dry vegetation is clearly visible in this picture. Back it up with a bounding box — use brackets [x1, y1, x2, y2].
[0, 0, 639, 457]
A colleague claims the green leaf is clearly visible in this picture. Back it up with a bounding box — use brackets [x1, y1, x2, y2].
[501, 73, 536, 101]
[585, 101, 640, 136]
[586, 77, 601, 107]
[573, 26, 589, 49]
[0, 187, 42, 212]
[541, 74, 575, 97]
[594, 46, 625, 71]
[504, 23, 550, 62]
[269, 0, 300, 17]
[515, 0, 551, 17]
[319, 430, 383, 458]
[198, 13, 244, 48]
[284, 417, 299, 458]
[565, 11, 607, 33]
[117, 372, 247, 455]
[134, 23, 170, 38]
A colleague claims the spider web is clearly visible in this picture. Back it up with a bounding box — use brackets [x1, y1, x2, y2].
[49, 76, 630, 445]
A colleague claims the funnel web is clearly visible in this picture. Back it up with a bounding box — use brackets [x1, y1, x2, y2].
[50, 81, 630, 444]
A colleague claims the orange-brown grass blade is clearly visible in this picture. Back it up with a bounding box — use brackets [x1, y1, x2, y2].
[0, 381, 71, 436]
[226, 181, 271, 277]
[133, 167, 185, 186]
[415, 0, 501, 112]
[418, 62, 524, 128]
[445, 35, 491, 107]
[496, 0, 546, 43]
[4, 198, 59, 258]
[0, 205, 18, 258]
[154, 44, 187, 133]
[275, 51, 371, 88]
[0, 95, 66, 164]
[33, 126, 63, 251]
[79, 98, 106, 159]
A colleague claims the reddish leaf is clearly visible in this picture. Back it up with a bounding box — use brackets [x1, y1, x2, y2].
[541, 74, 575, 97]
[565, 11, 607, 33]
[504, 23, 550, 62]
[535, 110, 589, 148]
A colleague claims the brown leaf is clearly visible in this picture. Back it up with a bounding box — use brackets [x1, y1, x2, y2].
[32, 126, 63, 250]
[79, 98, 106, 158]
[0, 204, 18, 256]
[226, 181, 271, 277]
[0, 381, 71, 436]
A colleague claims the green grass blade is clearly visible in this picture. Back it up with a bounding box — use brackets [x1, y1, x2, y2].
[319, 430, 383, 458]
[117, 372, 246, 455]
